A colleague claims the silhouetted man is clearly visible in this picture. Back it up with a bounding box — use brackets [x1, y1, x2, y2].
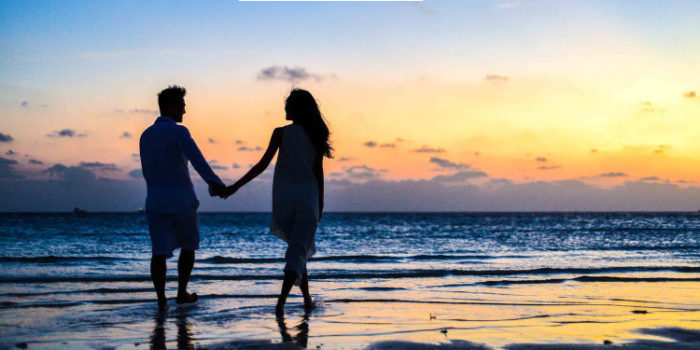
[139, 85, 226, 311]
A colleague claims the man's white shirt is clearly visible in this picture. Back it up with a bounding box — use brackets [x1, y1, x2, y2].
[139, 116, 224, 213]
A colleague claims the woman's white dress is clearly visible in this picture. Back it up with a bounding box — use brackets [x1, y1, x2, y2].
[270, 124, 319, 282]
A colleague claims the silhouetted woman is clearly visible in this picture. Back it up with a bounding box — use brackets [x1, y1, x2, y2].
[224, 89, 332, 314]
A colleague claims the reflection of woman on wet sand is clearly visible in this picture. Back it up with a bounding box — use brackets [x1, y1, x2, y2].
[224, 89, 332, 314]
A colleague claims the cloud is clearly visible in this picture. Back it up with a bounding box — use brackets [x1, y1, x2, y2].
[208, 138, 216, 144]
[128, 169, 142, 179]
[0, 132, 13, 143]
[486, 74, 509, 82]
[327, 179, 352, 186]
[120, 131, 132, 139]
[208, 160, 227, 170]
[430, 157, 470, 170]
[0, 157, 22, 179]
[21, 101, 29, 107]
[346, 165, 381, 179]
[28, 159, 43, 165]
[395, 138, 409, 142]
[414, 145, 446, 153]
[535, 157, 547, 162]
[257, 66, 321, 83]
[640, 176, 661, 182]
[596, 172, 628, 178]
[43, 164, 96, 182]
[380, 143, 396, 148]
[496, 2, 518, 9]
[432, 170, 488, 182]
[47, 129, 86, 138]
[590, 148, 598, 153]
[130, 108, 158, 115]
[238, 146, 263, 152]
[337, 157, 356, 162]
[5, 150, 18, 156]
[330, 172, 343, 177]
[684, 91, 696, 98]
[79, 161, 119, 171]
[364, 141, 377, 148]
[235, 140, 244, 145]
[537, 165, 560, 170]
[232, 163, 240, 169]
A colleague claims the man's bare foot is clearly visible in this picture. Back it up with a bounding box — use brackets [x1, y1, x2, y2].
[157, 299, 169, 312]
[176, 292, 198, 306]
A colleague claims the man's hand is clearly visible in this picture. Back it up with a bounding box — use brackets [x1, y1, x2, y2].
[222, 184, 239, 199]
[207, 182, 227, 198]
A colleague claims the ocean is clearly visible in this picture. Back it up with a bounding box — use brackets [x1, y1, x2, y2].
[1, 212, 698, 349]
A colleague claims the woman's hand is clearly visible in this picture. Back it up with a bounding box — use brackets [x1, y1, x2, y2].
[223, 184, 239, 199]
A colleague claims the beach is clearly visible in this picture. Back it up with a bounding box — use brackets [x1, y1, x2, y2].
[1, 212, 698, 349]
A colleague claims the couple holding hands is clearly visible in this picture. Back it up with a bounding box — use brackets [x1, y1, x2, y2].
[139, 86, 330, 313]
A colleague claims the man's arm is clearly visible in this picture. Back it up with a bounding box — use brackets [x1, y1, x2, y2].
[177, 127, 226, 195]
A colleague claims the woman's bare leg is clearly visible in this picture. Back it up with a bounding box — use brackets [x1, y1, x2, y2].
[276, 270, 297, 315]
[300, 271, 313, 310]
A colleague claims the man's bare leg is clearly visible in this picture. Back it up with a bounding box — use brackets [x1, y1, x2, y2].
[151, 255, 168, 311]
[176, 249, 197, 304]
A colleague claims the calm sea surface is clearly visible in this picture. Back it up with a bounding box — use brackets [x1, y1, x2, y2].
[0, 212, 698, 348]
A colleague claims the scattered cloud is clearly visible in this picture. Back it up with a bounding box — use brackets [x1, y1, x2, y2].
[120, 131, 132, 139]
[596, 172, 628, 178]
[43, 164, 96, 182]
[257, 66, 322, 83]
[0, 157, 22, 179]
[208, 160, 227, 170]
[395, 138, 409, 142]
[590, 148, 598, 153]
[21, 101, 29, 107]
[130, 108, 158, 115]
[364, 141, 377, 148]
[380, 143, 396, 148]
[538, 165, 560, 170]
[414, 145, 446, 153]
[79, 161, 119, 171]
[486, 74, 509, 82]
[432, 170, 488, 182]
[640, 176, 661, 182]
[28, 159, 43, 165]
[208, 138, 216, 144]
[346, 165, 381, 179]
[128, 169, 142, 179]
[231, 163, 240, 169]
[430, 157, 470, 170]
[0, 132, 13, 143]
[131, 153, 140, 161]
[5, 150, 18, 156]
[337, 157, 356, 162]
[684, 91, 696, 98]
[238, 146, 263, 151]
[330, 172, 343, 177]
[47, 129, 86, 138]
[535, 157, 547, 162]
[235, 140, 245, 145]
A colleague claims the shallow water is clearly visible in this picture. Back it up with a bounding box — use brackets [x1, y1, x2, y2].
[0, 212, 698, 349]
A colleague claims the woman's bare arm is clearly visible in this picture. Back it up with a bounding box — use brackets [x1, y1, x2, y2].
[224, 128, 282, 198]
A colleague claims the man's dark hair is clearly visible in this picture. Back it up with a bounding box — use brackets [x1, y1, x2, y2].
[158, 85, 186, 111]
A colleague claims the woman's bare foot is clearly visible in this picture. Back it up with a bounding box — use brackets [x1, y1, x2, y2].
[303, 296, 314, 311]
[276, 300, 285, 315]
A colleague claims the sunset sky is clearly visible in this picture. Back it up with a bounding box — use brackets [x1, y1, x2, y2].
[1, 0, 699, 211]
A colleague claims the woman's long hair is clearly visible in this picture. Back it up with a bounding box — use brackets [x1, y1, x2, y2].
[285, 89, 333, 158]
